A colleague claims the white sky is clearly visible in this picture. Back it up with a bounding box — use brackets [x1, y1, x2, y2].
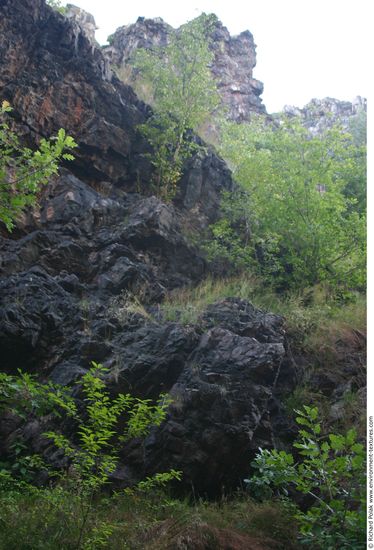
[69, 0, 370, 113]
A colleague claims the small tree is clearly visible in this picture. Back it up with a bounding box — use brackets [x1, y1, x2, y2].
[0, 101, 77, 231]
[133, 14, 221, 199]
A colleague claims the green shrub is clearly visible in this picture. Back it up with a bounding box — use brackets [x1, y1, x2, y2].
[0, 363, 181, 549]
[246, 405, 366, 548]
[0, 101, 76, 230]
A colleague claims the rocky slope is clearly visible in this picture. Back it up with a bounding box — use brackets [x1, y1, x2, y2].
[103, 15, 266, 121]
[0, 0, 293, 494]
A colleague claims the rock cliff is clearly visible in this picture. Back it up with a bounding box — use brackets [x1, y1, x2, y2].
[103, 16, 266, 121]
[0, 0, 291, 494]
[282, 96, 367, 135]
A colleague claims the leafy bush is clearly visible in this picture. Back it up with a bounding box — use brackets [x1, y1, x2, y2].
[0, 101, 77, 231]
[246, 405, 366, 548]
[0, 363, 180, 548]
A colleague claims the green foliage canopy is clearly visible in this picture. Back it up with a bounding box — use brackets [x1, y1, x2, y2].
[209, 115, 366, 290]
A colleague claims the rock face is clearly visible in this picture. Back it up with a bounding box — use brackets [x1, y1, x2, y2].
[130, 301, 286, 494]
[0, 166, 291, 493]
[65, 4, 98, 47]
[104, 17, 172, 65]
[0, 0, 291, 495]
[282, 96, 367, 135]
[208, 20, 266, 121]
[103, 16, 266, 121]
[0, 0, 234, 222]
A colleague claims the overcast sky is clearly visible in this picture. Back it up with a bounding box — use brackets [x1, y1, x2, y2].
[69, 0, 369, 113]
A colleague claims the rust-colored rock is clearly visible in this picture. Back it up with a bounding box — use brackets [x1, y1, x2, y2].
[0, 0, 234, 221]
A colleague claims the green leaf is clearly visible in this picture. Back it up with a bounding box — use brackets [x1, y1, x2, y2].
[346, 428, 357, 446]
[329, 434, 345, 451]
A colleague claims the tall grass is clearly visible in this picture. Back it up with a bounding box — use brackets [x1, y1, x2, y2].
[159, 275, 366, 349]
[160, 275, 260, 324]
[0, 487, 296, 549]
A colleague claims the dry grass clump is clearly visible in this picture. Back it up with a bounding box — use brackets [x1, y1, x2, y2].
[160, 275, 259, 324]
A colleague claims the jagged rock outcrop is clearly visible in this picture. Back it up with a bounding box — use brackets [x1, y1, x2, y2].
[105, 17, 171, 64]
[116, 314, 286, 494]
[208, 21, 266, 120]
[282, 96, 367, 135]
[103, 16, 266, 121]
[65, 3, 98, 47]
[0, 0, 293, 494]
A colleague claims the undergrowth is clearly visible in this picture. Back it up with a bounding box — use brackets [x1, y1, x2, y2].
[0, 487, 297, 549]
[160, 276, 258, 324]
